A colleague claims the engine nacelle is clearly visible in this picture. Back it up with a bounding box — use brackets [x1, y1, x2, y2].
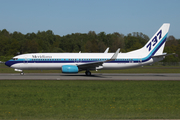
[62, 65, 79, 73]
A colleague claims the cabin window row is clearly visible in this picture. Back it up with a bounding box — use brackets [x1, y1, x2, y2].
[115, 59, 133, 61]
[31, 59, 133, 61]
[69, 59, 108, 61]
[32, 59, 61, 61]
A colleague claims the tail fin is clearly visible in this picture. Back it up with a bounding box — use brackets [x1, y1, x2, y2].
[127, 23, 170, 56]
[144, 23, 170, 56]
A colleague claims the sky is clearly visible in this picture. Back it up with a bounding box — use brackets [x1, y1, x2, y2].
[0, 0, 180, 39]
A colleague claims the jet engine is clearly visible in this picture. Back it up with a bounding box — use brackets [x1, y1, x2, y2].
[62, 65, 79, 73]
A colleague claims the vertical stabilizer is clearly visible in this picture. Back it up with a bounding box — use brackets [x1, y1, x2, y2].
[145, 23, 170, 56]
[127, 23, 170, 57]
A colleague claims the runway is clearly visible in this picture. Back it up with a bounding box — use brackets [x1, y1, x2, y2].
[0, 73, 180, 80]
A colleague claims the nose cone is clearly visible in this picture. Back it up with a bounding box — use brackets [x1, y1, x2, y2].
[5, 61, 12, 67]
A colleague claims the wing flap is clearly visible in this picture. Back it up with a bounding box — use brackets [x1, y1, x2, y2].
[78, 61, 104, 70]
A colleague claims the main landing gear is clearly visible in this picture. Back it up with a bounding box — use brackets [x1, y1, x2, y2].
[85, 70, 91, 76]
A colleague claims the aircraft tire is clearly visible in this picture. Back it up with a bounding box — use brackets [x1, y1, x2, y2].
[20, 72, 24, 75]
[85, 71, 91, 76]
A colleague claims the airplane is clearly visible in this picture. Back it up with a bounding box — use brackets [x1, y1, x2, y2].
[5, 23, 170, 76]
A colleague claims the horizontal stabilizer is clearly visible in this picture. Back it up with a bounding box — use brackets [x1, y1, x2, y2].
[152, 53, 175, 58]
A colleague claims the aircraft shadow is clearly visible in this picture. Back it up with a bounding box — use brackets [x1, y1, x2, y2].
[60, 74, 108, 78]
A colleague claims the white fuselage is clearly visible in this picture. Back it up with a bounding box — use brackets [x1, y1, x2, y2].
[8, 52, 162, 70]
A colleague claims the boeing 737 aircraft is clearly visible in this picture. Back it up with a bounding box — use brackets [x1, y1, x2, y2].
[5, 23, 170, 75]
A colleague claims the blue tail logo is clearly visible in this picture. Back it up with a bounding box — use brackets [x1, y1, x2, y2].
[146, 30, 162, 51]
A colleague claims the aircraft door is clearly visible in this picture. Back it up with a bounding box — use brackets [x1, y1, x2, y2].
[24, 56, 29, 64]
[138, 59, 142, 64]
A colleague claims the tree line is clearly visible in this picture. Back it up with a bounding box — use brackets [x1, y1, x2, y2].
[0, 29, 179, 63]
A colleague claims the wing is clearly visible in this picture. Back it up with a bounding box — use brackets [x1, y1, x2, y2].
[77, 48, 120, 70]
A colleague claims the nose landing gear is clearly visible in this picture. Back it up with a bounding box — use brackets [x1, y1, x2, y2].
[20, 72, 24, 75]
[14, 69, 24, 75]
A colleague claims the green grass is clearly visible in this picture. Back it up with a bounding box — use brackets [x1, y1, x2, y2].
[1, 63, 180, 73]
[0, 80, 180, 119]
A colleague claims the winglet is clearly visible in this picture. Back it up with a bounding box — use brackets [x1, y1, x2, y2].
[111, 48, 120, 60]
[104, 48, 120, 63]
[104, 47, 109, 53]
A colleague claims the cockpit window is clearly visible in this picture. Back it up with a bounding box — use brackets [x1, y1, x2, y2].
[13, 58, 18, 60]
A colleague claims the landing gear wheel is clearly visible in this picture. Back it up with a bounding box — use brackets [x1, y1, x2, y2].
[20, 72, 24, 75]
[85, 71, 91, 76]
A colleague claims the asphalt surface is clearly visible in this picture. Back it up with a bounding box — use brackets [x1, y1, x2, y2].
[0, 73, 180, 80]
